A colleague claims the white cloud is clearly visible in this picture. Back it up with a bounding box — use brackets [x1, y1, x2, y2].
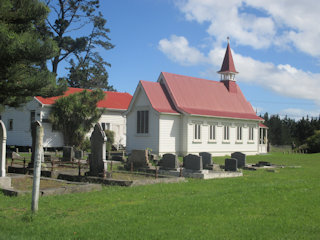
[158, 35, 320, 104]
[175, 0, 320, 57]
[208, 47, 320, 103]
[158, 35, 207, 66]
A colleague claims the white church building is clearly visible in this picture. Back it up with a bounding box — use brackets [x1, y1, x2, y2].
[125, 43, 268, 156]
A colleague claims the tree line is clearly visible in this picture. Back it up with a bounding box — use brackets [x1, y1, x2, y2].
[262, 113, 320, 152]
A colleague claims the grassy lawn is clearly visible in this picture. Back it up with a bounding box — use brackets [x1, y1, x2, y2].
[0, 153, 319, 239]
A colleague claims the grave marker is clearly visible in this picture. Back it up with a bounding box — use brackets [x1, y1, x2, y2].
[127, 150, 151, 169]
[183, 154, 203, 171]
[89, 123, 107, 176]
[160, 154, 179, 170]
[231, 152, 246, 168]
[225, 158, 237, 171]
[63, 146, 74, 162]
[199, 152, 212, 169]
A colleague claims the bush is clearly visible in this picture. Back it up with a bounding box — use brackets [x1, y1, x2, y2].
[104, 130, 115, 152]
[80, 138, 91, 152]
[306, 130, 320, 153]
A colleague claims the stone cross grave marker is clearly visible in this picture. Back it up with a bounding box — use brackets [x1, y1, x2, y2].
[183, 154, 203, 171]
[89, 123, 107, 176]
[199, 152, 212, 169]
[0, 120, 7, 177]
[225, 158, 237, 171]
[231, 152, 246, 168]
[160, 153, 180, 170]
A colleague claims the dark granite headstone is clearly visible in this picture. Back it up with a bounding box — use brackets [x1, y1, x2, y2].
[199, 152, 212, 169]
[231, 152, 246, 168]
[183, 154, 203, 171]
[225, 158, 237, 171]
[160, 154, 180, 170]
[75, 150, 84, 160]
[89, 123, 107, 176]
[63, 146, 74, 162]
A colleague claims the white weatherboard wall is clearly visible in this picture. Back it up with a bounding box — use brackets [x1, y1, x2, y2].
[98, 110, 127, 147]
[1, 99, 40, 147]
[1, 99, 128, 148]
[126, 88, 159, 154]
[185, 116, 259, 156]
[158, 114, 181, 155]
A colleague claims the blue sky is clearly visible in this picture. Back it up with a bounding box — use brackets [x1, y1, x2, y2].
[56, 0, 320, 119]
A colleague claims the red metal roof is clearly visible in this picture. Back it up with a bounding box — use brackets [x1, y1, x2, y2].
[141, 81, 179, 114]
[218, 43, 238, 74]
[36, 87, 132, 110]
[159, 72, 262, 120]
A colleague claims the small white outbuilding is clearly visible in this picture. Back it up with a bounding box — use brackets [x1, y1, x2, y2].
[0, 88, 132, 149]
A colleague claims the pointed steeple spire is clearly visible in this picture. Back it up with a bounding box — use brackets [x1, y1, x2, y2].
[218, 38, 238, 81]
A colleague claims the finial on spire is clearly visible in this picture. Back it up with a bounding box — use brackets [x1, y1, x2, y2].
[217, 39, 238, 81]
[227, 36, 230, 44]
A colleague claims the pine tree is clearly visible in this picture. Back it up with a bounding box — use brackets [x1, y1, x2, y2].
[0, 0, 66, 108]
[44, 0, 114, 89]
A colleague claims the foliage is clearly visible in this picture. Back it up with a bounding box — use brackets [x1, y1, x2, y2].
[44, 0, 115, 90]
[49, 89, 105, 148]
[0, 153, 320, 239]
[306, 130, 320, 153]
[104, 129, 115, 152]
[262, 113, 320, 147]
[0, 0, 66, 108]
[81, 138, 91, 152]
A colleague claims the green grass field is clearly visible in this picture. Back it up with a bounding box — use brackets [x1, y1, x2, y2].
[1, 153, 319, 240]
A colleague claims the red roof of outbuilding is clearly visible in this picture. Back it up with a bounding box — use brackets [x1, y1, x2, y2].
[140, 81, 179, 114]
[36, 87, 132, 110]
[218, 43, 238, 74]
[158, 72, 262, 120]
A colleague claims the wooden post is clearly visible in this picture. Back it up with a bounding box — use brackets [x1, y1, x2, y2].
[51, 160, 54, 172]
[0, 120, 7, 177]
[78, 160, 81, 176]
[31, 121, 43, 213]
[155, 166, 158, 179]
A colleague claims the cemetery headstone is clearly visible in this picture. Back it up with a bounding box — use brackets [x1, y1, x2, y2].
[89, 123, 107, 176]
[74, 150, 84, 160]
[0, 120, 7, 177]
[160, 153, 180, 170]
[183, 154, 203, 171]
[199, 152, 212, 169]
[225, 158, 237, 171]
[231, 152, 246, 168]
[127, 150, 151, 169]
[63, 146, 74, 162]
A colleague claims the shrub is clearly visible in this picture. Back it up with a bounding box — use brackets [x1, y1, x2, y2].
[104, 130, 115, 152]
[306, 130, 320, 153]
